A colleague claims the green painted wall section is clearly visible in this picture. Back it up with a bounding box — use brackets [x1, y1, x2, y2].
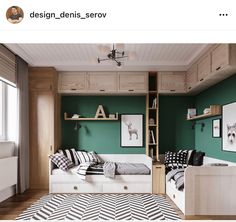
[195, 74, 236, 162]
[61, 96, 146, 154]
[159, 96, 195, 154]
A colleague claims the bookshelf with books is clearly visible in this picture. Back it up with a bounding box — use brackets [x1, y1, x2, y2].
[146, 72, 159, 161]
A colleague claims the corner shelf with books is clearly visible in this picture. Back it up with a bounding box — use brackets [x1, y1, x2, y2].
[146, 72, 159, 161]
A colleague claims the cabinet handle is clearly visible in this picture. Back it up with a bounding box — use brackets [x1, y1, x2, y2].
[155, 166, 162, 169]
[200, 78, 204, 82]
[99, 89, 105, 92]
[74, 186, 78, 190]
[216, 66, 221, 71]
[173, 194, 175, 199]
[128, 89, 134, 92]
[71, 88, 77, 91]
[170, 89, 175, 92]
[188, 87, 191, 90]
[50, 145, 53, 151]
[124, 186, 128, 190]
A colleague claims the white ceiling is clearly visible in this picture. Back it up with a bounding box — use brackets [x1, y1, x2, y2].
[5, 44, 212, 72]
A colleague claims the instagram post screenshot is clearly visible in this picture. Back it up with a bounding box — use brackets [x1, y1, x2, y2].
[0, 0, 236, 221]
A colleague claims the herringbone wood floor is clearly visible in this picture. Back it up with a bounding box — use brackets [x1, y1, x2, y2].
[0, 190, 235, 220]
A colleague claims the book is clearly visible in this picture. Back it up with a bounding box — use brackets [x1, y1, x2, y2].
[187, 108, 196, 119]
[152, 98, 157, 108]
[149, 130, 155, 144]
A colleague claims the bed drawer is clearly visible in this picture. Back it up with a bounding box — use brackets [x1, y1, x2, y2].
[103, 183, 151, 193]
[51, 183, 103, 193]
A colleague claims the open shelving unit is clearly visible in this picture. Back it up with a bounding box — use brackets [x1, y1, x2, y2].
[187, 105, 221, 121]
[146, 72, 159, 161]
[64, 112, 119, 121]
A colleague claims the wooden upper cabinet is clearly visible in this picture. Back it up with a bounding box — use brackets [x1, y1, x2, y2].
[58, 72, 86, 93]
[87, 72, 118, 92]
[29, 68, 57, 91]
[211, 44, 230, 72]
[197, 53, 211, 82]
[186, 64, 198, 91]
[158, 71, 186, 93]
[118, 72, 148, 93]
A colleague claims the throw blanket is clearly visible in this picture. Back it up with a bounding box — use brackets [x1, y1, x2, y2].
[103, 161, 116, 178]
[166, 168, 185, 190]
[77, 161, 116, 180]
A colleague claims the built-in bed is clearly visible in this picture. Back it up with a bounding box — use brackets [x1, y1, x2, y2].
[49, 154, 152, 193]
[166, 156, 236, 216]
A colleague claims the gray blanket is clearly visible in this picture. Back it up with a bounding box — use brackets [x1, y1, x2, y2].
[103, 162, 150, 179]
[166, 168, 185, 190]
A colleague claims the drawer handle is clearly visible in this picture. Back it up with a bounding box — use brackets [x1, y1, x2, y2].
[173, 194, 175, 199]
[188, 87, 191, 90]
[216, 66, 221, 71]
[74, 186, 78, 190]
[155, 166, 162, 169]
[100, 89, 105, 92]
[128, 89, 134, 92]
[170, 89, 175, 92]
[124, 186, 128, 190]
[71, 88, 77, 91]
[200, 78, 204, 82]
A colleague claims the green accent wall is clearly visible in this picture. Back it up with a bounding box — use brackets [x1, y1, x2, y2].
[159, 96, 195, 154]
[195, 74, 236, 162]
[61, 96, 146, 154]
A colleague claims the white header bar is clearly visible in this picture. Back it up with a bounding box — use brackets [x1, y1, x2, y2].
[1, 0, 236, 43]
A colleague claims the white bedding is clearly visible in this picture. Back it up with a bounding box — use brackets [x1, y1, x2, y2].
[52, 166, 79, 175]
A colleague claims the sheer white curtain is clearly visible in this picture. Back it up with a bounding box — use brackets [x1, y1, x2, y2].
[16, 56, 29, 193]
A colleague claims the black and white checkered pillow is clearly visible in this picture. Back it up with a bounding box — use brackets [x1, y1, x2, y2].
[49, 153, 74, 171]
[76, 151, 101, 164]
[164, 151, 187, 172]
[58, 148, 79, 165]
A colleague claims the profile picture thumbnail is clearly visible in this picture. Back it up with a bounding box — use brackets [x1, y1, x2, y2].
[6, 6, 24, 24]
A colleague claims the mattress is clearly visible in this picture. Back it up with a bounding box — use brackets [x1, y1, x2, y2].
[52, 162, 150, 175]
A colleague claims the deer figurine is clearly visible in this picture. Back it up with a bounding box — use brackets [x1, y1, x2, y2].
[125, 122, 138, 140]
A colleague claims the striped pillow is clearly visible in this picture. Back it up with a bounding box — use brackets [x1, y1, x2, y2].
[58, 148, 79, 165]
[76, 151, 100, 164]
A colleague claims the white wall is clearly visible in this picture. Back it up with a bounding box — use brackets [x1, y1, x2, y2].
[0, 141, 16, 202]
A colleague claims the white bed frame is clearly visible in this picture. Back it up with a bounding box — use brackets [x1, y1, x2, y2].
[49, 154, 152, 193]
[166, 156, 236, 216]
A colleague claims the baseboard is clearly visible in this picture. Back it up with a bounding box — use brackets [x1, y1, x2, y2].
[0, 185, 16, 203]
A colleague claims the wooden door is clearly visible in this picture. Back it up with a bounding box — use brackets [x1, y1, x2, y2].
[29, 90, 54, 189]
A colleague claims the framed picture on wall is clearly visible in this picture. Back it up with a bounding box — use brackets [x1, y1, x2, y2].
[212, 119, 221, 138]
[120, 114, 143, 147]
[222, 102, 236, 152]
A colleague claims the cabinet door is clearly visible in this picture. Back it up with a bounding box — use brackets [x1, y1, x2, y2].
[58, 72, 86, 93]
[29, 90, 54, 189]
[198, 54, 211, 82]
[211, 44, 229, 72]
[152, 165, 165, 194]
[186, 64, 198, 91]
[158, 72, 186, 93]
[87, 72, 118, 92]
[118, 72, 148, 93]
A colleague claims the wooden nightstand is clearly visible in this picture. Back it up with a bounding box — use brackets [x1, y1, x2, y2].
[152, 163, 165, 194]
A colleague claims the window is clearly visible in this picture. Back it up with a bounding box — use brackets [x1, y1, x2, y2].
[0, 80, 17, 141]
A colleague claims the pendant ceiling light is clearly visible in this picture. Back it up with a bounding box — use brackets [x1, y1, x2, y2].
[97, 44, 128, 67]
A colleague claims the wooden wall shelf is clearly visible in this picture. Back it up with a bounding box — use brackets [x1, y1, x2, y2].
[187, 105, 221, 121]
[64, 112, 119, 121]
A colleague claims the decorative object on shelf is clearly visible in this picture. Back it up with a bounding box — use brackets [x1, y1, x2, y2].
[187, 108, 196, 119]
[97, 44, 128, 67]
[95, 105, 106, 118]
[222, 102, 236, 152]
[149, 118, 155, 125]
[149, 130, 156, 144]
[64, 112, 119, 121]
[203, 108, 211, 114]
[152, 98, 157, 108]
[212, 119, 221, 138]
[109, 114, 115, 118]
[72, 114, 80, 119]
[121, 114, 143, 147]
